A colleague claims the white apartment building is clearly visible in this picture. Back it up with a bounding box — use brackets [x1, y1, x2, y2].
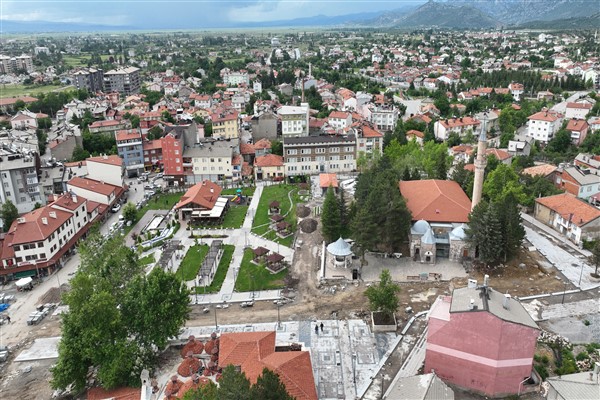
[86, 155, 125, 187]
[328, 111, 352, 130]
[526, 111, 563, 143]
[223, 71, 250, 86]
[0, 149, 44, 217]
[564, 102, 592, 120]
[279, 104, 309, 138]
[434, 117, 481, 141]
[184, 139, 238, 182]
[103, 67, 141, 95]
[283, 135, 356, 176]
[0, 192, 99, 281]
[368, 104, 399, 132]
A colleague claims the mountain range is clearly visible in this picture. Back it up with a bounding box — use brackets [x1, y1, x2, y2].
[364, 0, 593, 29]
[0, 0, 593, 33]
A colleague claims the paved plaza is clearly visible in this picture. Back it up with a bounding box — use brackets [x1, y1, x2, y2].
[177, 319, 400, 400]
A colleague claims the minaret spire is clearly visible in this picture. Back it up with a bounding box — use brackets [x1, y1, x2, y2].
[471, 113, 488, 211]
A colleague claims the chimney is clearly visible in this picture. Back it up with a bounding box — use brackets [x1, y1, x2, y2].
[42, 217, 48, 225]
[503, 293, 511, 310]
[72, 194, 78, 203]
[469, 299, 475, 310]
[483, 274, 490, 287]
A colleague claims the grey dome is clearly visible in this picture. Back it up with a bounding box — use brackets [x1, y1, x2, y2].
[412, 220, 430, 235]
[421, 228, 435, 245]
[450, 224, 467, 241]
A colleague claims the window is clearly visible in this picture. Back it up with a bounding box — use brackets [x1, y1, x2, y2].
[175, 150, 179, 155]
[287, 149, 297, 155]
[301, 149, 311, 154]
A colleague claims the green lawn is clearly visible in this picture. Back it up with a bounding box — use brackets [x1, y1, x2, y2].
[252, 184, 301, 245]
[234, 248, 288, 292]
[194, 205, 248, 229]
[139, 253, 156, 266]
[222, 187, 256, 196]
[63, 54, 112, 67]
[177, 245, 209, 281]
[0, 84, 66, 99]
[195, 244, 234, 294]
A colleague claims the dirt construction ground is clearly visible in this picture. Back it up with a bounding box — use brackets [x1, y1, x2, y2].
[0, 210, 580, 399]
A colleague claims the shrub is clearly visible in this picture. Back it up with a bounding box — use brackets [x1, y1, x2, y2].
[576, 351, 589, 361]
[541, 355, 549, 365]
[583, 319, 591, 326]
[535, 364, 548, 380]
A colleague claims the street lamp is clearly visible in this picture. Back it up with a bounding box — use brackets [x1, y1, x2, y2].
[213, 303, 218, 329]
[276, 299, 281, 329]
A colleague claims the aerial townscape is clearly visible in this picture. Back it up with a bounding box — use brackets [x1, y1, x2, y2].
[0, 0, 599, 399]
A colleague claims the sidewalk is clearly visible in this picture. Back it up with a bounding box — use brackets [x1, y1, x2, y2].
[521, 212, 591, 258]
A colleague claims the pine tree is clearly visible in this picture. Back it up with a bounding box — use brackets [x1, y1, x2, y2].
[0, 200, 18, 232]
[321, 186, 341, 243]
[250, 368, 295, 400]
[338, 188, 349, 236]
[497, 194, 525, 262]
[218, 365, 252, 400]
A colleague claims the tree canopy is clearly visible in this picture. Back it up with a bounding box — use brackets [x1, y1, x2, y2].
[51, 231, 190, 392]
[0, 200, 19, 232]
[365, 269, 401, 317]
[182, 366, 294, 400]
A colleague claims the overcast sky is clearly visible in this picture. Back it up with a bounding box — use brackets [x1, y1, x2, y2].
[1, 0, 425, 28]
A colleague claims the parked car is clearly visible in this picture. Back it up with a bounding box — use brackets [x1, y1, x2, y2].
[111, 203, 121, 213]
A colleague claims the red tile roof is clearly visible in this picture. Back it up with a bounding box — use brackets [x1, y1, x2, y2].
[486, 148, 511, 161]
[528, 111, 560, 122]
[143, 139, 162, 151]
[254, 154, 283, 168]
[0, 96, 37, 106]
[438, 117, 480, 129]
[319, 173, 338, 188]
[116, 129, 141, 141]
[240, 142, 255, 155]
[329, 110, 350, 120]
[361, 124, 383, 138]
[406, 129, 424, 138]
[536, 193, 600, 227]
[5, 205, 71, 245]
[87, 155, 123, 167]
[566, 119, 589, 132]
[566, 102, 592, 110]
[399, 179, 472, 223]
[87, 387, 141, 400]
[254, 138, 272, 150]
[68, 177, 120, 196]
[218, 331, 317, 400]
[175, 180, 222, 210]
[522, 164, 557, 177]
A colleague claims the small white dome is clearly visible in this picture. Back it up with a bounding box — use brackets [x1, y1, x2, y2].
[412, 220, 430, 235]
[450, 224, 467, 240]
[421, 228, 435, 245]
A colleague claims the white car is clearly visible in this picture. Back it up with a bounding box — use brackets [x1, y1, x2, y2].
[111, 203, 121, 213]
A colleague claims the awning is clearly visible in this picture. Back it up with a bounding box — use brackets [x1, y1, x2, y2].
[14, 270, 37, 278]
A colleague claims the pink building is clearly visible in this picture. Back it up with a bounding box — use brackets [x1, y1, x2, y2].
[425, 282, 539, 398]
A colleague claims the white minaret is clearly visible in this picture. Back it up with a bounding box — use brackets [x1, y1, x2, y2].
[471, 114, 488, 211]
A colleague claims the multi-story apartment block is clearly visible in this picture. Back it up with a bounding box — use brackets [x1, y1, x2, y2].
[283, 135, 357, 176]
[103, 67, 141, 95]
[72, 68, 104, 93]
[88, 119, 132, 136]
[328, 111, 352, 130]
[279, 104, 309, 138]
[85, 155, 125, 188]
[368, 104, 399, 132]
[0, 54, 34, 74]
[161, 132, 185, 185]
[116, 129, 144, 177]
[211, 111, 239, 139]
[526, 110, 562, 144]
[223, 70, 250, 86]
[434, 117, 481, 141]
[564, 102, 592, 120]
[143, 139, 163, 171]
[0, 192, 101, 281]
[356, 123, 384, 155]
[0, 148, 44, 217]
[184, 138, 239, 182]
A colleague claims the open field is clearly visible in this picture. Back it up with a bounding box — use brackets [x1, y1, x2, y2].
[0, 84, 67, 98]
[62, 53, 111, 67]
